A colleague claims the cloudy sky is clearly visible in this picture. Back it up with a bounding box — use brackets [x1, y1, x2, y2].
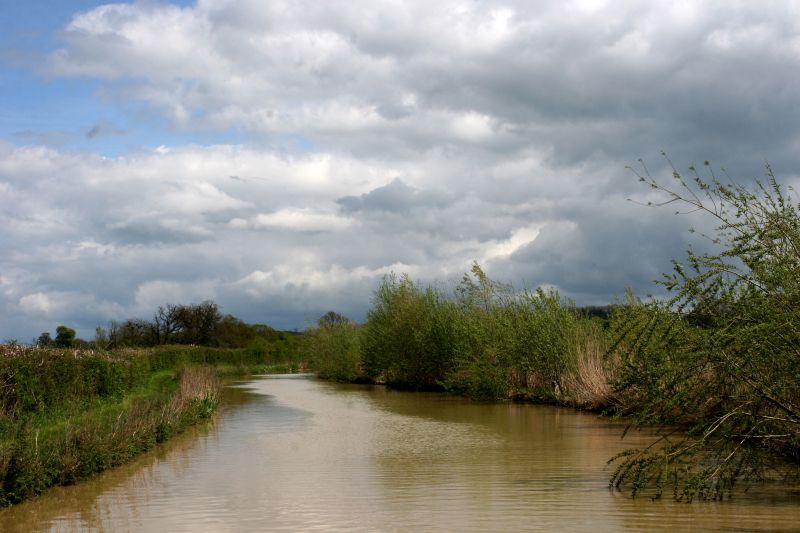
[2, 0, 800, 341]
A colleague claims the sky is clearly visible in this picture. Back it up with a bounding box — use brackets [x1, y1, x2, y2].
[2, 0, 800, 341]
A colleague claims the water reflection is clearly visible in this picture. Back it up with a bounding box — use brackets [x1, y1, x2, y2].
[1, 375, 797, 532]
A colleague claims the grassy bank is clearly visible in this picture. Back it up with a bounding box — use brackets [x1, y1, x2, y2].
[0, 343, 289, 506]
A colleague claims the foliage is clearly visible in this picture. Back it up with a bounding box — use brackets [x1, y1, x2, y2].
[345, 264, 615, 405]
[499, 288, 581, 395]
[306, 312, 362, 382]
[609, 161, 800, 500]
[444, 263, 607, 403]
[0, 361, 220, 505]
[35, 332, 53, 348]
[89, 300, 302, 352]
[442, 263, 510, 399]
[0, 343, 266, 505]
[54, 326, 76, 348]
[362, 274, 460, 389]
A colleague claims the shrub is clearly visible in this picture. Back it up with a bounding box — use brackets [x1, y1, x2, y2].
[362, 274, 459, 389]
[609, 161, 800, 500]
[306, 313, 362, 382]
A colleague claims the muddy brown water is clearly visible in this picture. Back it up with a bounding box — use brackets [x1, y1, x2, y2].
[1, 374, 798, 532]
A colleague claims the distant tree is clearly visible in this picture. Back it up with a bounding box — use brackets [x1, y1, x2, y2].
[98, 300, 236, 348]
[576, 305, 614, 321]
[252, 324, 279, 341]
[36, 331, 54, 347]
[93, 326, 110, 349]
[108, 319, 156, 347]
[54, 326, 76, 348]
[318, 311, 350, 328]
[153, 304, 181, 344]
[72, 338, 90, 349]
[107, 321, 123, 347]
[175, 301, 221, 345]
[213, 314, 257, 348]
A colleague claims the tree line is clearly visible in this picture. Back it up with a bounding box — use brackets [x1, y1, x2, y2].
[36, 301, 291, 350]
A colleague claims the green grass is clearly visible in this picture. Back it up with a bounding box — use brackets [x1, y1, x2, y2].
[0, 346, 249, 506]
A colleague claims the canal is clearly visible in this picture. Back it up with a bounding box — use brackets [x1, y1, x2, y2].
[1, 375, 797, 532]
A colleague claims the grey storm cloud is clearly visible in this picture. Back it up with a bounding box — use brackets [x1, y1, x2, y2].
[336, 178, 451, 214]
[106, 216, 214, 245]
[2, 0, 800, 340]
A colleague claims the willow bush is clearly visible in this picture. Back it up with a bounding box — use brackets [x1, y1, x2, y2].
[306, 312, 363, 382]
[444, 263, 588, 401]
[361, 274, 460, 389]
[500, 288, 581, 397]
[443, 264, 512, 399]
[350, 264, 611, 403]
[609, 162, 800, 500]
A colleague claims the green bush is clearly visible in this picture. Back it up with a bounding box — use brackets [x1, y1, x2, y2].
[442, 264, 584, 401]
[362, 274, 460, 389]
[306, 313, 362, 382]
[498, 288, 580, 395]
[609, 162, 800, 500]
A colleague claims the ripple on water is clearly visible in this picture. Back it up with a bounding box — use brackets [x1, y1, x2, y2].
[1, 375, 798, 533]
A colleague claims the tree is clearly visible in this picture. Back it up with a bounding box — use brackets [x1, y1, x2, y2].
[153, 304, 181, 345]
[318, 311, 350, 328]
[610, 160, 800, 500]
[93, 326, 111, 349]
[54, 326, 76, 348]
[36, 332, 54, 347]
[108, 319, 156, 347]
[174, 301, 221, 345]
[213, 314, 257, 348]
